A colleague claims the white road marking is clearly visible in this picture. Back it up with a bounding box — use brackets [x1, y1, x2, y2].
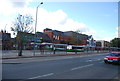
[97, 59, 101, 61]
[71, 64, 93, 71]
[86, 59, 102, 62]
[87, 59, 92, 62]
[28, 73, 54, 79]
[99, 61, 104, 63]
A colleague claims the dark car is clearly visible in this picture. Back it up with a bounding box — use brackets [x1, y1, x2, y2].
[104, 52, 120, 64]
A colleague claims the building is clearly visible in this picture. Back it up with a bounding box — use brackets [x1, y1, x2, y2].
[1, 28, 97, 50]
[87, 35, 96, 47]
[15, 31, 52, 50]
[43, 28, 71, 44]
[36, 32, 52, 43]
[0, 30, 12, 50]
[64, 31, 88, 45]
[96, 40, 110, 47]
[43, 28, 90, 45]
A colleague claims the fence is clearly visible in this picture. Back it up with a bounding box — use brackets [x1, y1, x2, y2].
[2, 48, 112, 58]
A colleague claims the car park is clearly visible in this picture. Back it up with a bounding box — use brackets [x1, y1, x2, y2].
[104, 52, 120, 64]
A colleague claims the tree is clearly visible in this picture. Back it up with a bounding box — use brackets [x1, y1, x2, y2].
[110, 38, 120, 48]
[11, 14, 34, 56]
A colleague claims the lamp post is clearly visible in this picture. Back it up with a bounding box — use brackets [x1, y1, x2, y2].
[33, 2, 43, 56]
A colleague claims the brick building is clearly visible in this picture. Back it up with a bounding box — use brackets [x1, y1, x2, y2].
[43, 28, 71, 44]
[96, 40, 110, 47]
[43, 28, 89, 45]
[0, 30, 12, 50]
[64, 31, 88, 45]
[36, 32, 52, 43]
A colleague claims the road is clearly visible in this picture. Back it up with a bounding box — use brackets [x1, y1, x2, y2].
[2, 53, 120, 81]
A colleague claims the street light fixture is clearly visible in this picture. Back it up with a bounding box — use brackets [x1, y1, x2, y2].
[34, 2, 43, 56]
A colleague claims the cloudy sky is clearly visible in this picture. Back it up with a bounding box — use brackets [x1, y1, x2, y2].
[0, 0, 119, 41]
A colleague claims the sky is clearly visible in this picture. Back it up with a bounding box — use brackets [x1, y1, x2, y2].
[0, 0, 119, 41]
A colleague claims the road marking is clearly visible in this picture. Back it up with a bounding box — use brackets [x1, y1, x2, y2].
[99, 61, 104, 63]
[86, 59, 102, 62]
[28, 73, 54, 79]
[86, 59, 92, 62]
[71, 64, 93, 71]
[97, 59, 101, 61]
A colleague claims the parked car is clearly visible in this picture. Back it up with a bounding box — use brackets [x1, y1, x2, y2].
[104, 52, 120, 64]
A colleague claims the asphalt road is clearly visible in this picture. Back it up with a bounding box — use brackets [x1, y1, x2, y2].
[2, 53, 120, 81]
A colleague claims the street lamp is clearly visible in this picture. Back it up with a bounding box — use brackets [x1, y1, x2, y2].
[34, 2, 43, 56]
[35, 2, 43, 34]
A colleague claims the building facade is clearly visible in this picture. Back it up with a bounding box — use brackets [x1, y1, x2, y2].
[96, 40, 110, 47]
[0, 30, 12, 50]
[64, 31, 88, 45]
[2, 28, 109, 50]
[87, 35, 96, 47]
[15, 31, 51, 50]
[43, 28, 71, 44]
[43, 28, 89, 45]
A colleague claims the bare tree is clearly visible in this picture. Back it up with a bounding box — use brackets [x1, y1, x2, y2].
[11, 14, 34, 56]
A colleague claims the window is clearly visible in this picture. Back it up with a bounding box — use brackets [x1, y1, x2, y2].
[109, 53, 120, 56]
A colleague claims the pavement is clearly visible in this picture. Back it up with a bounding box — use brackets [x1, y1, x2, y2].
[1, 50, 110, 59]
